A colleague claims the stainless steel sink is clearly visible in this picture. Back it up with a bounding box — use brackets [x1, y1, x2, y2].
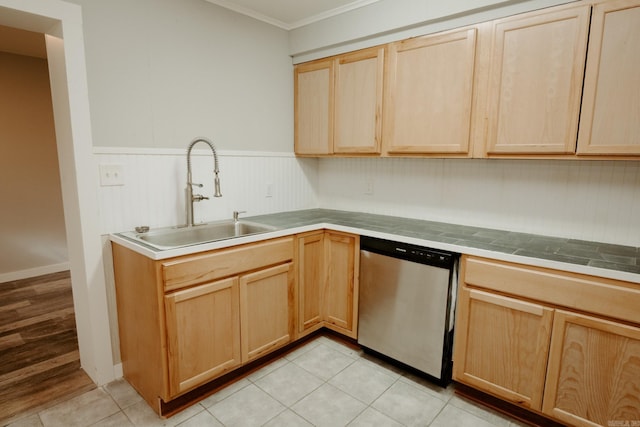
[119, 220, 279, 250]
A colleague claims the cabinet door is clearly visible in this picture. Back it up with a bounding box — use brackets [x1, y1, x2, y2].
[164, 277, 241, 397]
[577, 0, 640, 155]
[484, 5, 590, 154]
[240, 263, 295, 363]
[324, 232, 359, 338]
[334, 47, 384, 154]
[294, 59, 334, 155]
[384, 28, 477, 154]
[542, 310, 640, 426]
[453, 288, 553, 410]
[297, 232, 325, 336]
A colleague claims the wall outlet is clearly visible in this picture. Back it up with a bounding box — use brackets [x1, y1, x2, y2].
[364, 180, 374, 196]
[99, 163, 124, 186]
[265, 183, 273, 198]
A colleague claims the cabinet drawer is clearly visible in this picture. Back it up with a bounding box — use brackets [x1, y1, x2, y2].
[464, 256, 640, 325]
[162, 237, 294, 292]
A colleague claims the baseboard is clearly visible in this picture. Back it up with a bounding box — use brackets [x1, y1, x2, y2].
[113, 363, 123, 379]
[0, 262, 70, 284]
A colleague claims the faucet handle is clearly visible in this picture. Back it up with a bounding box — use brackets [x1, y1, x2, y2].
[233, 210, 247, 222]
[193, 194, 209, 202]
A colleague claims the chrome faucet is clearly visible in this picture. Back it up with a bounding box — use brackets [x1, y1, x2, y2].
[233, 210, 246, 223]
[186, 137, 222, 227]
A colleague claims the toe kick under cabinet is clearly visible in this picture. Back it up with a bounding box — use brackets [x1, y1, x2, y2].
[111, 237, 295, 415]
[453, 255, 640, 427]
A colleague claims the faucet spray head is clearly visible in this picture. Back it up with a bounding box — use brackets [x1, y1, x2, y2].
[214, 172, 222, 197]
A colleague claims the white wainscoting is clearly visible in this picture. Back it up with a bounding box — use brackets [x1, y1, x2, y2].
[318, 157, 640, 247]
[96, 149, 640, 247]
[95, 148, 319, 234]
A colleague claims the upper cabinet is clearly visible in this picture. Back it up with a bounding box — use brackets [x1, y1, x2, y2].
[294, 0, 640, 160]
[577, 0, 640, 155]
[294, 47, 383, 156]
[383, 28, 477, 155]
[334, 47, 384, 154]
[294, 59, 334, 155]
[481, 4, 590, 155]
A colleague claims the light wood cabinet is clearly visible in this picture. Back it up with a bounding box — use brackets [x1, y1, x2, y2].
[334, 47, 384, 154]
[577, 0, 640, 155]
[294, 59, 333, 155]
[240, 262, 295, 363]
[294, 47, 383, 155]
[294, 1, 640, 160]
[453, 255, 640, 426]
[453, 287, 552, 410]
[164, 277, 241, 397]
[543, 310, 640, 426]
[383, 28, 477, 155]
[112, 237, 294, 415]
[324, 231, 359, 336]
[297, 230, 359, 338]
[482, 4, 590, 155]
[297, 231, 325, 334]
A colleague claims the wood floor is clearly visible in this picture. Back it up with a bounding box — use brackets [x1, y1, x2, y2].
[0, 271, 95, 425]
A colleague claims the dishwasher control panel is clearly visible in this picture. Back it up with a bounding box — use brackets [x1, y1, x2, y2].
[361, 236, 456, 269]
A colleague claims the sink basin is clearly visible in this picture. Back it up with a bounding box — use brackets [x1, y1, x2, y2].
[119, 220, 279, 250]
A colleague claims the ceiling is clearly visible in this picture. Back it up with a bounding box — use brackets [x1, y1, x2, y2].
[205, 0, 381, 30]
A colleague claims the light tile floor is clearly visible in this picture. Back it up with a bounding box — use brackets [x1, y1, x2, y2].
[6, 336, 527, 427]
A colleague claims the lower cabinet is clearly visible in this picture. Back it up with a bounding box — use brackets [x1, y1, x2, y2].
[454, 287, 552, 410]
[113, 231, 360, 416]
[112, 237, 296, 414]
[543, 310, 640, 427]
[239, 263, 295, 363]
[324, 232, 359, 335]
[453, 256, 640, 426]
[163, 263, 295, 398]
[297, 232, 325, 334]
[297, 230, 360, 338]
[164, 277, 241, 397]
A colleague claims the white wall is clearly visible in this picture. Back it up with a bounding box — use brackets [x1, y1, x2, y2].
[66, 0, 293, 152]
[318, 158, 640, 247]
[0, 51, 68, 281]
[96, 149, 318, 234]
[289, 0, 575, 62]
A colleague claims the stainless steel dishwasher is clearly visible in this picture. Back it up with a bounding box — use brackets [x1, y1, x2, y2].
[358, 236, 459, 385]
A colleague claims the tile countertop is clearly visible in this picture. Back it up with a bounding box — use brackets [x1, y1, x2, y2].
[109, 209, 640, 285]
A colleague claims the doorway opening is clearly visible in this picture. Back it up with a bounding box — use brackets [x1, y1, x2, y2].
[0, 0, 116, 401]
[0, 25, 94, 423]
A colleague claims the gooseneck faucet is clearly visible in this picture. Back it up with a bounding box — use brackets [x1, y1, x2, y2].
[186, 137, 222, 227]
